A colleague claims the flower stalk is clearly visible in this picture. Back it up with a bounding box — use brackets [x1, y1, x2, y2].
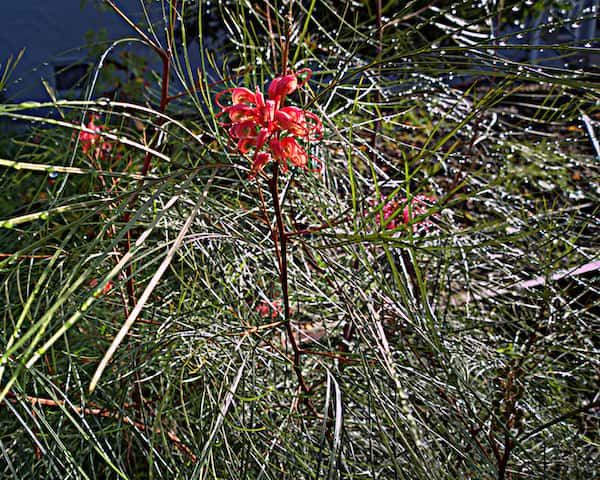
[217, 69, 323, 408]
[267, 168, 312, 401]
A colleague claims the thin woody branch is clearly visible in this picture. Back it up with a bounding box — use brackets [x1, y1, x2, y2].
[6, 391, 196, 462]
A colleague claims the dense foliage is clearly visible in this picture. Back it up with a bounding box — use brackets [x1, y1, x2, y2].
[1, 1, 599, 478]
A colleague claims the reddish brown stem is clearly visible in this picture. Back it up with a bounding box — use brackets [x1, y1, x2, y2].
[497, 431, 513, 480]
[267, 167, 312, 404]
[141, 1, 176, 176]
[105, 0, 176, 176]
[286, 216, 350, 237]
[265, 3, 279, 74]
[6, 390, 196, 461]
[105, 0, 179, 309]
[280, 3, 294, 75]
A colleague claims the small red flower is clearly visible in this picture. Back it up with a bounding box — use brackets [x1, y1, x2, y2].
[75, 116, 113, 161]
[256, 299, 282, 318]
[372, 194, 440, 233]
[216, 69, 322, 179]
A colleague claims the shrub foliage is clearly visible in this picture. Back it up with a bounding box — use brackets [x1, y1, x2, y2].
[1, 1, 599, 478]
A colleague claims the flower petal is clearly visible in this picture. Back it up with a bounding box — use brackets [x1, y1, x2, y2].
[250, 152, 272, 179]
[268, 74, 298, 100]
[269, 137, 284, 160]
[231, 87, 256, 105]
[254, 128, 269, 152]
[238, 138, 256, 154]
[230, 120, 258, 139]
[280, 137, 308, 168]
[216, 87, 256, 108]
[275, 107, 308, 136]
[228, 104, 256, 123]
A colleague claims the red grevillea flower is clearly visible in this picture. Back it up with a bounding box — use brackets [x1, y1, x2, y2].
[256, 299, 283, 318]
[216, 69, 323, 179]
[75, 116, 113, 161]
[372, 194, 440, 233]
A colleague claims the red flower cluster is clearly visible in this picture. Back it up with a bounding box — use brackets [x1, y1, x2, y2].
[373, 194, 440, 233]
[216, 69, 323, 179]
[76, 116, 113, 161]
[256, 299, 283, 319]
